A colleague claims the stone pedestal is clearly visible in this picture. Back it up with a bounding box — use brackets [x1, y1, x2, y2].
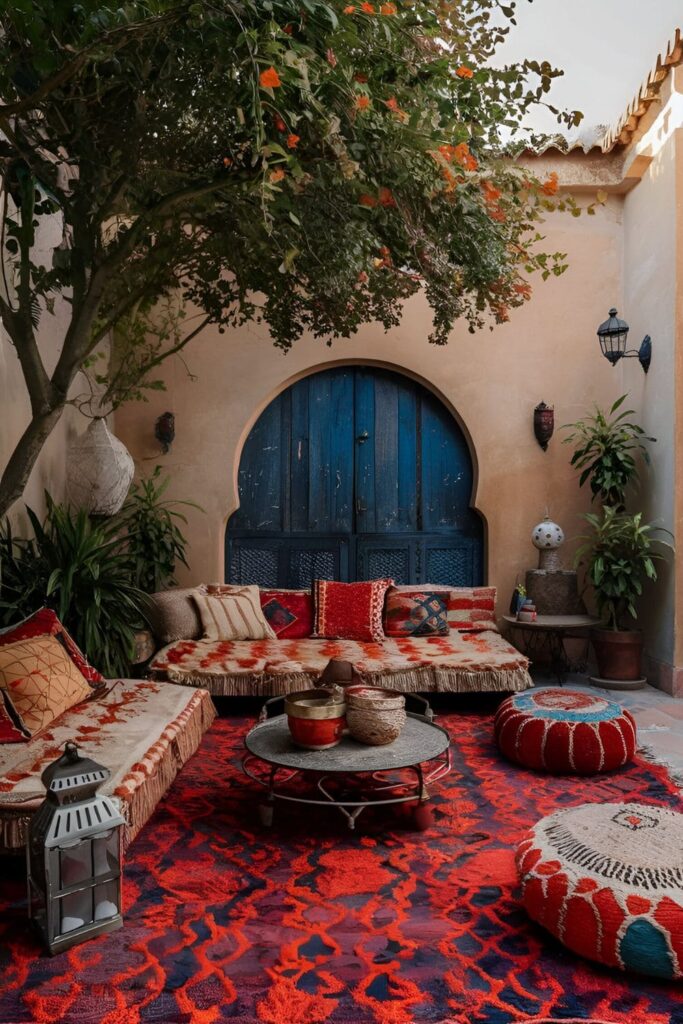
[525, 569, 585, 616]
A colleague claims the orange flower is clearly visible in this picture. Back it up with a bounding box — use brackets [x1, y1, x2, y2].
[222, 156, 232, 167]
[260, 67, 282, 89]
[355, 94, 371, 111]
[354, 72, 368, 83]
[514, 281, 532, 299]
[282, 23, 294, 35]
[357, 270, 369, 283]
[385, 96, 399, 111]
[378, 186, 396, 207]
[481, 180, 502, 204]
[380, 2, 397, 12]
[453, 141, 478, 171]
[343, 4, 355, 11]
[541, 171, 559, 196]
[359, 193, 377, 207]
[456, 66, 474, 79]
[361, 1, 375, 11]
[286, 133, 300, 149]
[269, 168, 286, 182]
[326, 48, 337, 68]
[274, 115, 286, 132]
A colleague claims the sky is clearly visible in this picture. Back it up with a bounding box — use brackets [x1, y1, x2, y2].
[495, 0, 682, 137]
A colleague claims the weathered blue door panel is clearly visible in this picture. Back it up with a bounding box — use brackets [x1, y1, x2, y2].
[227, 367, 483, 586]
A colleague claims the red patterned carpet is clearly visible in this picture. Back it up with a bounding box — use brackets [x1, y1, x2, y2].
[1, 707, 683, 1024]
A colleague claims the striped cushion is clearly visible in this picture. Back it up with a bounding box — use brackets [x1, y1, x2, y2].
[193, 587, 276, 641]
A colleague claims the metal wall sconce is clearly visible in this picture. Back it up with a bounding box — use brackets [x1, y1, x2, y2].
[534, 402, 554, 451]
[597, 308, 651, 373]
[154, 411, 175, 454]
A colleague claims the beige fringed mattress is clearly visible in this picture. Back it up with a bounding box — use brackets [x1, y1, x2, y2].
[150, 630, 532, 697]
[0, 679, 215, 853]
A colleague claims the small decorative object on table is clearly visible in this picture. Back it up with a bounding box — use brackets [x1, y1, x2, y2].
[27, 742, 125, 955]
[285, 688, 347, 750]
[345, 685, 406, 746]
[517, 599, 537, 623]
[509, 582, 526, 616]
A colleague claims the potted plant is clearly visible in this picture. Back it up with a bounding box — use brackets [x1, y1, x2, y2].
[575, 507, 667, 681]
[563, 394, 654, 509]
[564, 396, 669, 683]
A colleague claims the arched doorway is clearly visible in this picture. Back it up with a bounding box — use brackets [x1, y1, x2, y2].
[226, 366, 484, 587]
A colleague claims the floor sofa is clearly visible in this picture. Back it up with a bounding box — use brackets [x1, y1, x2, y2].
[147, 585, 533, 697]
[0, 678, 215, 853]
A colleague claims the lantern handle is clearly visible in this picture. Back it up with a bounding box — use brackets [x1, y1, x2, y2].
[64, 741, 80, 762]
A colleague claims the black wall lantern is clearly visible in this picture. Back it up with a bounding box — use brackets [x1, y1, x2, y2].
[597, 308, 651, 372]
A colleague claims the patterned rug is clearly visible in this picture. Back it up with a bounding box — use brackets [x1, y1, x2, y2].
[1, 709, 683, 1024]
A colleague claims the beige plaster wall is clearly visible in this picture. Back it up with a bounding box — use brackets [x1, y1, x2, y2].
[621, 73, 683, 692]
[115, 198, 625, 624]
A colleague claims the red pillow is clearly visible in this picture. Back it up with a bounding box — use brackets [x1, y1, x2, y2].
[260, 590, 314, 639]
[314, 579, 393, 643]
[0, 690, 30, 742]
[0, 608, 104, 685]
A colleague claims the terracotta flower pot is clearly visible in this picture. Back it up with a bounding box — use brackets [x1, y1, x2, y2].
[591, 628, 643, 682]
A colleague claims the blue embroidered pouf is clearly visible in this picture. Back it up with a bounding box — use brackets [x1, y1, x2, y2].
[517, 802, 683, 978]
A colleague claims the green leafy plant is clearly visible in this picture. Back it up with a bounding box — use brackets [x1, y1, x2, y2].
[563, 395, 655, 508]
[0, 0, 585, 519]
[120, 467, 200, 593]
[0, 497, 146, 677]
[575, 507, 668, 631]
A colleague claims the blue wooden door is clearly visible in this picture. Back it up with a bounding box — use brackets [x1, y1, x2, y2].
[227, 367, 483, 587]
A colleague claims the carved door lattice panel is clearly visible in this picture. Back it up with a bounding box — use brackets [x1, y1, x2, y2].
[227, 367, 484, 587]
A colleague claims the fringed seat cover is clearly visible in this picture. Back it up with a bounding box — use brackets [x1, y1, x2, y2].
[150, 631, 532, 697]
[0, 679, 215, 852]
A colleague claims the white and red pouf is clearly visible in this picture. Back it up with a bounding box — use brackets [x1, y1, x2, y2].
[494, 689, 636, 774]
[516, 802, 683, 979]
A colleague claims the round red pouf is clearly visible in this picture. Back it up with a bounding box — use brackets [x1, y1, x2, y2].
[494, 689, 636, 774]
[516, 802, 683, 979]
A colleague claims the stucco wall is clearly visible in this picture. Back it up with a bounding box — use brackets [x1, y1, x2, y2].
[115, 198, 625, 625]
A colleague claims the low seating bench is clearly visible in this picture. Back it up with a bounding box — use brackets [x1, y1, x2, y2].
[150, 631, 533, 697]
[0, 678, 216, 853]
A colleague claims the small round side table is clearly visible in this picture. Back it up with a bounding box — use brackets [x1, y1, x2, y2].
[503, 614, 602, 684]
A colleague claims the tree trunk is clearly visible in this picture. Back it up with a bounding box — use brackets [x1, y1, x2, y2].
[0, 403, 66, 520]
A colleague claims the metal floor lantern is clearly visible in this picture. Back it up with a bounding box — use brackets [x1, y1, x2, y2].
[27, 742, 125, 955]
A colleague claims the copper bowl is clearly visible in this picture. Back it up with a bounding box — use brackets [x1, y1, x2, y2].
[285, 688, 347, 750]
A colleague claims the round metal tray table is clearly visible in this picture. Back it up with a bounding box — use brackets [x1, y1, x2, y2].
[243, 709, 451, 830]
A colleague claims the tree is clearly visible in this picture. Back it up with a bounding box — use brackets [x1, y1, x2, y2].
[0, 0, 581, 518]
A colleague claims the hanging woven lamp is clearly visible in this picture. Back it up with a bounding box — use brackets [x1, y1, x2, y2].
[66, 418, 134, 516]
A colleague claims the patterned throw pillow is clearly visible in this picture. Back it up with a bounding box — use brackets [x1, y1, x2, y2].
[0, 608, 104, 685]
[193, 586, 277, 641]
[0, 690, 30, 742]
[0, 634, 92, 741]
[383, 588, 449, 637]
[393, 585, 497, 632]
[260, 590, 314, 639]
[314, 578, 393, 643]
[145, 588, 203, 644]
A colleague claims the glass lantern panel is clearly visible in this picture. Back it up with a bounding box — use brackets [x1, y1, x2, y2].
[60, 887, 93, 933]
[59, 841, 93, 889]
[94, 880, 119, 922]
[92, 829, 119, 877]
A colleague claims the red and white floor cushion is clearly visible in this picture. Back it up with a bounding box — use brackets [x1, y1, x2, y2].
[494, 689, 636, 774]
[516, 802, 683, 978]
